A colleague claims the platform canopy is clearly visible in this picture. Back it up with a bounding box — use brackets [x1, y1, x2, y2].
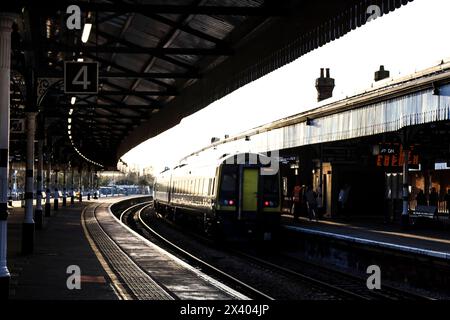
[6, 0, 414, 168]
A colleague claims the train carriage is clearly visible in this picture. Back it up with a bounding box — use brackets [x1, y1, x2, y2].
[153, 153, 281, 240]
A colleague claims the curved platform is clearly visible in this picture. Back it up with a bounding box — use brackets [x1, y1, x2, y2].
[82, 201, 247, 300]
[7, 198, 247, 300]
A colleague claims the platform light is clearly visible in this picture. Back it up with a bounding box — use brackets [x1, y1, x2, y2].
[69, 135, 72, 139]
[77, 58, 84, 62]
[71, 97, 76, 105]
[69, 108, 73, 115]
[68, 130, 71, 135]
[68, 125, 71, 130]
[81, 23, 92, 43]
[68, 118, 72, 124]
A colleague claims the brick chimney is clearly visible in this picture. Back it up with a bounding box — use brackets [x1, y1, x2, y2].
[374, 65, 390, 82]
[316, 68, 335, 102]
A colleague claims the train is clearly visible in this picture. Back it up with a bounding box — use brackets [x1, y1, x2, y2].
[153, 152, 281, 240]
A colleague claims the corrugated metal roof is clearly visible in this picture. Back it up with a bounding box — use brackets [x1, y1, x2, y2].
[17, 0, 415, 167]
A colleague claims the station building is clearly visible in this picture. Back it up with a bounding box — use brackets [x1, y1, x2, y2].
[183, 62, 450, 224]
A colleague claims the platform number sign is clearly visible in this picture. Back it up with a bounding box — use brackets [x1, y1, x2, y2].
[64, 61, 98, 94]
[10, 119, 25, 133]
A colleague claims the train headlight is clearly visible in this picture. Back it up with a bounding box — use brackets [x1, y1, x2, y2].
[264, 200, 277, 207]
[223, 199, 235, 206]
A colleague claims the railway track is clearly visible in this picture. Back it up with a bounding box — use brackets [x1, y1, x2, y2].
[120, 201, 434, 301]
[229, 247, 434, 301]
[119, 202, 274, 301]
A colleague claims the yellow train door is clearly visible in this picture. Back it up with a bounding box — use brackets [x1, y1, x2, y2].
[242, 168, 259, 212]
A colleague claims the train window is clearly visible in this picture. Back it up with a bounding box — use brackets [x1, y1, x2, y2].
[211, 178, 215, 195]
[200, 179, 205, 195]
[261, 173, 280, 206]
[219, 166, 238, 204]
[207, 178, 212, 195]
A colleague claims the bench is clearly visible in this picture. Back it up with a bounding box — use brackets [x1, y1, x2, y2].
[410, 205, 438, 224]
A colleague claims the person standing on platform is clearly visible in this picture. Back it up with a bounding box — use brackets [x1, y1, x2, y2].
[292, 185, 302, 221]
[416, 189, 427, 206]
[305, 186, 318, 221]
[429, 187, 439, 207]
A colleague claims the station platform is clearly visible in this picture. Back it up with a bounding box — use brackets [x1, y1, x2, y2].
[281, 215, 450, 259]
[7, 199, 120, 300]
[7, 197, 246, 300]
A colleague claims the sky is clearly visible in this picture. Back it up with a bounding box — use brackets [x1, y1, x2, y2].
[122, 0, 450, 174]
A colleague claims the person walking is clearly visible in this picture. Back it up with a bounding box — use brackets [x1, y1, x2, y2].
[305, 186, 318, 221]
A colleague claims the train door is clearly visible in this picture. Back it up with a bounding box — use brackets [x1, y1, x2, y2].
[242, 168, 259, 214]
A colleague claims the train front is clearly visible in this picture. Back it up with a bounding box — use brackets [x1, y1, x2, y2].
[215, 153, 281, 241]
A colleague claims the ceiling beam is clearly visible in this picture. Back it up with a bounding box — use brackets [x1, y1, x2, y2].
[42, 103, 158, 110]
[98, 90, 178, 96]
[36, 42, 234, 55]
[83, 53, 176, 91]
[39, 71, 201, 79]
[31, 2, 287, 16]
[95, 30, 196, 71]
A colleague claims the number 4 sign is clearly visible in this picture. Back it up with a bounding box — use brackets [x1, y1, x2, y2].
[64, 61, 98, 94]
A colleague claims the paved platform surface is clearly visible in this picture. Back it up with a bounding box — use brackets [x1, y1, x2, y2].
[7, 199, 122, 300]
[87, 202, 247, 300]
[7, 197, 247, 300]
[282, 215, 450, 259]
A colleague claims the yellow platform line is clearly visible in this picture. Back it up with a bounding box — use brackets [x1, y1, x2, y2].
[81, 205, 132, 300]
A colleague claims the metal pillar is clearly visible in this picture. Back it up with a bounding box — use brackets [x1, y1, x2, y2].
[70, 167, 74, 205]
[78, 168, 82, 202]
[0, 12, 16, 299]
[87, 168, 91, 201]
[93, 171, 98, 199]
[45, 158, 51, 217]
[35, 139, 44, 229]
[401, 144, 410, 227]
[62, 168, 67, 207]
[22, 112, 36, 254]
[53, 169, 59, 211]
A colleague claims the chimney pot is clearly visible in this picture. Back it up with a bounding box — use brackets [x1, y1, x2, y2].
[375, 65, 390, 82]
[316, 68, 335, 102]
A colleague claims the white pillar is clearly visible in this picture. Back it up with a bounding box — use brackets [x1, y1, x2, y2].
[78, 168, 82, 202]
[70, 167, 75, 204]
[45, 158, 51, 216]
[53, 169, 59, 210]
[35, 139, 44, 228]
[62, 167, 67, 206]
[22, 112, 36, 254]
[0, 12, 17, 299]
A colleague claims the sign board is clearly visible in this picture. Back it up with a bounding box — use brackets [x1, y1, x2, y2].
[64, 61, 98, 94]
[10, 119, 25, 133]
[376, 144, 419, 168]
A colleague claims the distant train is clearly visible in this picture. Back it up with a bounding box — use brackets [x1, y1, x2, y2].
[153, 153, 281, 240]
